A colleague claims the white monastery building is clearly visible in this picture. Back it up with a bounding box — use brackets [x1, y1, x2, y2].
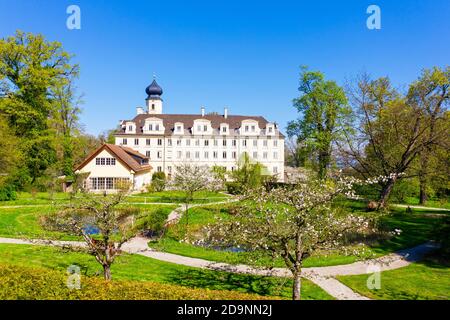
[76, 78, 285, 192]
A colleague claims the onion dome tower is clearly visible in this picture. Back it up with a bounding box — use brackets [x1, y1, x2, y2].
[145, 76, 163, 114]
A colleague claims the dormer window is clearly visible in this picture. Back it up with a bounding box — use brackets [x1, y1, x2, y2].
[245, 126, 249, 132]
[152, 104, 155, 110]
[193, 119, 211, 134]
[177, 126, 182, 132]
[251, 125, 255, 132]
[149, 124, 153, 131]
[155, 124, 160, 131]
[128, 125, 133, 131]
[222, 127, 227, 133]
[268, 127, 273, 133]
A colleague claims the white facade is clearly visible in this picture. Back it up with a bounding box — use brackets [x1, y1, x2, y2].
[75, 148, 151, 192]
[114, 81, 285, 181]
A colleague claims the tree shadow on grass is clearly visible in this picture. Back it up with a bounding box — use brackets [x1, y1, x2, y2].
[164, 268, 291, 298]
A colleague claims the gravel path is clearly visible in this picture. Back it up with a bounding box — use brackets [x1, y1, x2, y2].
[391, 204, 450, 212]
[0, 199, 442, 300]
[1, 234, 435, 300]
[120, 236, 438, 300]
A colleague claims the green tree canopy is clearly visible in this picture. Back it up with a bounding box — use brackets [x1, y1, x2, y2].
[0, 30, 79, 185]
[287, 67, 351, 179]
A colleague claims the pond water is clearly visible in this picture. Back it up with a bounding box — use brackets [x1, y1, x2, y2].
[208, 245, 247, 253]
[83, 224, 99, 235]
[82, 224, 120, 235]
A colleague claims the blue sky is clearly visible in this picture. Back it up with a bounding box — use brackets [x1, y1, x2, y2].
[0, 0, 449, 135]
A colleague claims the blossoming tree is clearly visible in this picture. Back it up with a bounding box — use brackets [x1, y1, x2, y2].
[42, 186, 137, 280]
[206, 176, 375, 300]
[170, 163, 222, 236]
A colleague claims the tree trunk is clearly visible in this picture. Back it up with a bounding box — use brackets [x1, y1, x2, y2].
[379, 177, 397, 208]
[103, 264, 111, 280]
[185, 202, 190, 240]
[419, 180, 428, 205]
[292, 270, 301, 300]
[418, 153, 429, 205]
[317, 151, 329, 180]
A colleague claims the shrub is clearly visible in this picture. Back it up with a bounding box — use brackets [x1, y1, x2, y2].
[390, 179, 419, 203]
[225, 182, 241, 195]
[0, 184, 17, 201]
[0, 264, 270, 300]
[135, 208, 169, 236]
[151, 172, 166, 192]
[118, 207, 141, 217]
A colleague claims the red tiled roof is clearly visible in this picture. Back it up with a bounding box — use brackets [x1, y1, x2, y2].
[116, 113, 285, 137]
[75, 144, 152, 173]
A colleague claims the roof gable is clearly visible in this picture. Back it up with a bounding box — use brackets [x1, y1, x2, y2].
[75, 144, 152, 173]
[117, 113, 283, 136]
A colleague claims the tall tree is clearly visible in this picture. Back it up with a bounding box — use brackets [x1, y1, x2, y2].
[50, 78, 83, 178]
[0, 115, 20, 186]
[206, 177, 374, 300]
[287, 67, 350, 179]
[340, 70, 449, 207]
[0, 30, 79, 184]
[407, 67, 450, 204]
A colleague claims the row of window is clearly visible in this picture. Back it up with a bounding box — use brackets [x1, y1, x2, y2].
[122, 138, 279, 147]
[95, 158, 116, 166]
[154, 165, 279, 174]
[144, 150, 279, 160]
[88, 177, 130, 190]
[131, 124, 274, 134]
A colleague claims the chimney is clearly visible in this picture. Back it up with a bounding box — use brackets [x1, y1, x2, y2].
[136, 107, 144, 115]
[224, 107, 228, 119]
[201, 106, 205, 117]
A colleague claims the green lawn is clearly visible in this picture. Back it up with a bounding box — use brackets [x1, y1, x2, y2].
[0, 244, 333, 300]
[0, 263, 271, 300]
[127, 190, 230, 204]
[0, 191, 230, 206]
[337, 259, 450, 300]
[0, 204, 177, 240]
[149, 202, 446, 268]
[401, 196, 450, 210]
[0, 192, 70, 206]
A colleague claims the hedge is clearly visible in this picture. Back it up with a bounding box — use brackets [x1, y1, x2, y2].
[0, 264, 273, 300]
[0, 185, 17, 201]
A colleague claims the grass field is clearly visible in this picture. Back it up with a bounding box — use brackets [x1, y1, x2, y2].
[0, 191, 230, 206]
[0, 244, 333, 300]
[126, 190, 230, 204]
[0, 264, 271, 300]
[0, 204, 177, 240]
[149, 203, 445, 268]
[337, 258, 450, 300]
[401, 196, 450, 210]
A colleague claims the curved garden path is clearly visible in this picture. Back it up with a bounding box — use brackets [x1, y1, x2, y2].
[0, 198, 442, 300]
[0, 235, 438, 300]
[391, 204, 449, 213]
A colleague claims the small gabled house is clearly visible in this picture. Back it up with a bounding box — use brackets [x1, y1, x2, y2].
[74, 144, 152, 192]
